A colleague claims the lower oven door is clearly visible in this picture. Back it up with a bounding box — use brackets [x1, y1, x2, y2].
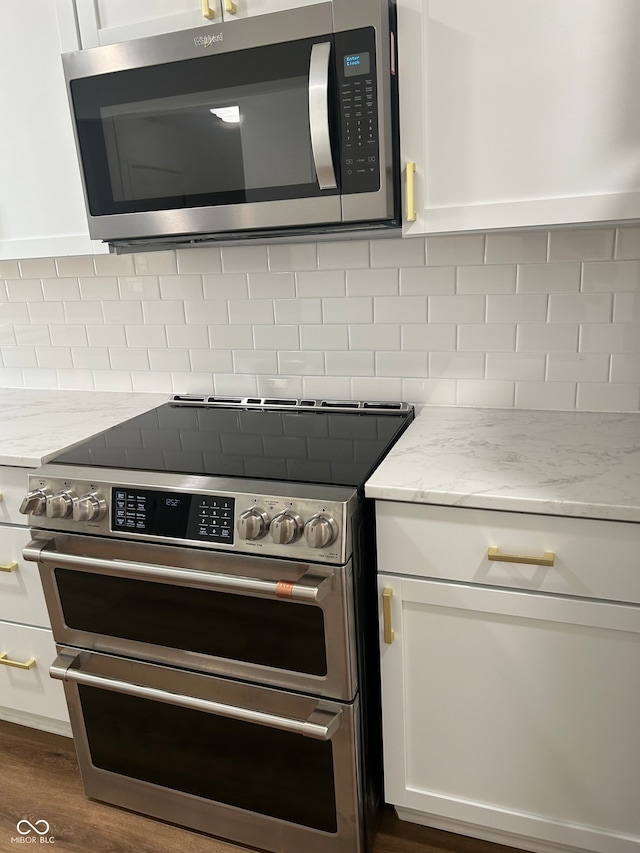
[28, 532, 356, 700]
[51, 647, 363, 853]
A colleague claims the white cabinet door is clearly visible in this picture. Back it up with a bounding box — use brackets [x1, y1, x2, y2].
[398, 0, 640, 235]
[220, 0, 322, 22]
[75, 0, 223, 47]
[0, 2, 98, 259]
[378, 574, 640, 853]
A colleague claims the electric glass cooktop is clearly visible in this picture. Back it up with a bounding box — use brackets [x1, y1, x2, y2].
[48, 398, 414, 488]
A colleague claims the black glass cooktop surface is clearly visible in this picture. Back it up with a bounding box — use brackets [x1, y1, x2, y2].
[49, 401, 414, 488]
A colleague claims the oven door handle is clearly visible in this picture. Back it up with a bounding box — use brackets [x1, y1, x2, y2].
[24, 539, 334, 603]
[50, 651, 342, 741]
[309, 41, 337, 190]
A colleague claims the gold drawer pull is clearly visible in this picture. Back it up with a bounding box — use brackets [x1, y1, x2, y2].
[0, 562, 18, 573]
[488, 547, 555, 567]
[382, 587, 394, 644]
[0, 652, 36, 670]
[201, 0, 216, 19]
[224, 0, 238, 13]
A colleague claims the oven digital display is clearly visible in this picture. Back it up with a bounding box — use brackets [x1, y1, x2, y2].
[112, 488, 235, 545]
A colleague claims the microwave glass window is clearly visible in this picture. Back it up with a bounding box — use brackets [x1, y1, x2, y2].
[71, 35, 341, 215]
[100, 78, 315, 204]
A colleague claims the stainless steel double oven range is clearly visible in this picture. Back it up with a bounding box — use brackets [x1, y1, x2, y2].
[21, 397, 413, 853]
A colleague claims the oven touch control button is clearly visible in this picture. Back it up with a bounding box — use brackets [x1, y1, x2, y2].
[304, 514, 339, 549]
[237, 507, 270, 541]
[270, 510, 303, 545]
[73, 491, 107, 523]
[46, 490, 77, 519]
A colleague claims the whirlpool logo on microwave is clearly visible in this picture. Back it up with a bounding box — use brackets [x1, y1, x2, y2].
[194, 32, 224, 47]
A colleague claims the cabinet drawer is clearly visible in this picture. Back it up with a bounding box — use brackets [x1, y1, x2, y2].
[0, 525, 50, 628]
[0, 620, 69, 723]
[375, 502, 640, 604]
[0, 466, 29, 525]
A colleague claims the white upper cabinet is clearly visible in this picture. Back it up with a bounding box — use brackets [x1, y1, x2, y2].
[73, 0, 322, 47]
[0, 1, 99, 259]
[398, 0, 640, 235]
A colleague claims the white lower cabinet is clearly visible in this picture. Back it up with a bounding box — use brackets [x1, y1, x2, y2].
[0, 466, 70, 735]
[377, 502, 640, 853]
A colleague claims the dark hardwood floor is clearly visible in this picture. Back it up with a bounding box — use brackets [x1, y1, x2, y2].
[0, 719, 526, 853]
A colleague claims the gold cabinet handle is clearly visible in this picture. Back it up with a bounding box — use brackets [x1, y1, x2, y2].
[382, 587, 394, 644]
[224, 0, 238, 13]
[201, 0, 217, 19]
[0, 562, 18, 573]
[488, 547, 555, 568]
[0, 652, 36, 670]
[405, 161, 416, 222]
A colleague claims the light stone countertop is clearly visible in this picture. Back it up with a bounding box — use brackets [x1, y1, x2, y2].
[365, 406, 640, 522]
[0, 389, 167, 467]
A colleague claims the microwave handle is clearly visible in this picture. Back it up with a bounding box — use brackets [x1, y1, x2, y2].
[50, 651, 343, 741]
[309, 41, 337, 190]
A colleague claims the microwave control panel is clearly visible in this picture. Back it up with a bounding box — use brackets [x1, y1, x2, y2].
[335, 28, 380, 195]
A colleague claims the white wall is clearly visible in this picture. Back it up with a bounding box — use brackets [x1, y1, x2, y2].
[0, 226, 639, 411]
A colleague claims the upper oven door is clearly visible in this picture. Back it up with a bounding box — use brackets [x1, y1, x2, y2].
[62, 1, 397, 244]
[28, 531, 357, 701]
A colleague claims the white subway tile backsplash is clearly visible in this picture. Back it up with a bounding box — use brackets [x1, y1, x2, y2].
[374, 295, 427, 324]
[457, 265, 516, 294]
[370, 237, 425, 268]
[484, 231, 548, 264]
[301, 324, 349, 350]
[517, 323, 579, 353]
[577, 382, 639, 412]
[118, 276, 161, 301]
[582, 260, 640, 293]
[166, 325, 209, 349]
[486, 294, 547, 324]
[346, 268, 398, 296]
[125, 325, 167, 348]
[349, 324, 400, 351]
[400, 267, 456, 295]
[325, 351, 374, 376]
[6, 279, 43, 302]
[42, 277, 81, 301]
[268, 243, 317, 272]
[517, 263, 580, 293]
[159, 275, 203, 301]
[546, 353, 610, 382]
[429, 295, 485, 324]
[548, 229, 615, 262]
[457, 324, 516, 352]
[548, 293, 612, 323]
[254, 325, 300, 350]
[19, 258, 57, 278]
[1, 228, 639, 412]
[296, 270, 345, 298]
[615, 227, 640, 260]
[515, 381, 577, 410]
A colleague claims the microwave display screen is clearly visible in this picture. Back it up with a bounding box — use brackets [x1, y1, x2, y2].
[344, 52, 370, 77]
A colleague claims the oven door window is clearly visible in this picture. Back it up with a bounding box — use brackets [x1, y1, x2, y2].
[78, 684, 338, 832]
[70, 35, 339, 216]
[55, 568, 327, 675]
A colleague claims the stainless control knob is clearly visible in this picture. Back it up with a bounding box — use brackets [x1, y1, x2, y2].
[73, 491, 107, 523]
[19, 488, 52, 517]
[237, 507, 270, 541]
[304, 514, 338, 549]
[46, 490, 77, 519]
[270, 510, 303, 545]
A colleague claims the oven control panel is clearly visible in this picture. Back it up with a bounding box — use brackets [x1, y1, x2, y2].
[21, 469, 357, 565]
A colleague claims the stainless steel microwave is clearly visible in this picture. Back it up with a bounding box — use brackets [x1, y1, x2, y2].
[62, 0, 400, 251]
